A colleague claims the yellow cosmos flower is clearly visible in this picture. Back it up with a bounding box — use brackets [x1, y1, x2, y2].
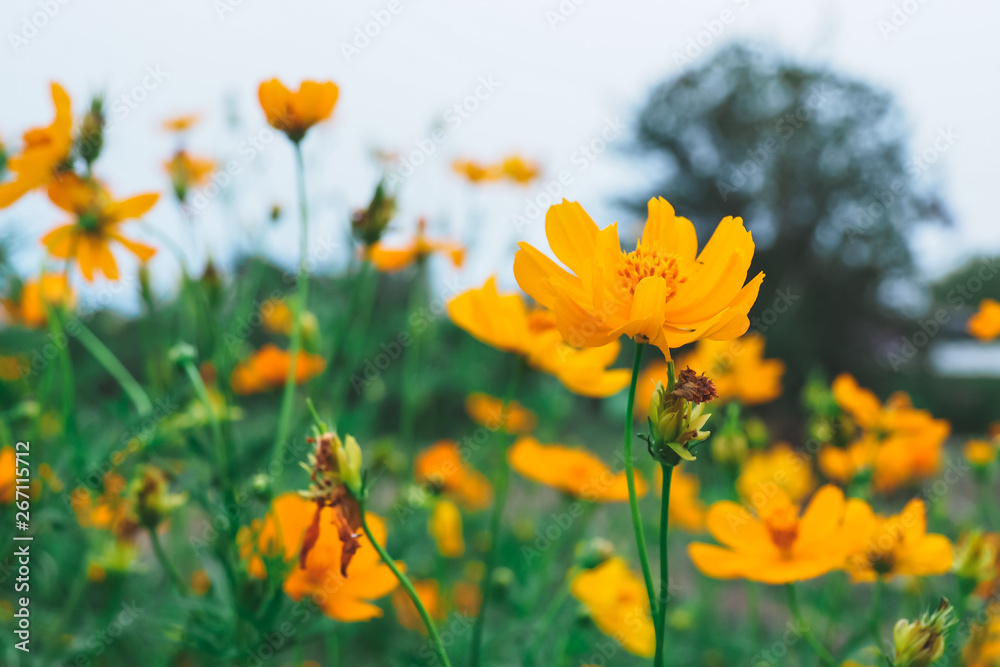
[164, 149, 214, 202]
[963, 608, 1000, 667]
[736, 442, 816, 506]
[833, 374, 950, 493]
[514, 197, 764, 358]
[414, 440, 492, 511]
[968, 298, 1000, 342]
[965, 439, 998, 468]
[162, 114, 200, 132]
[571, 557, 655, 657]
[655, 464, 707, 533]
[229, 344, 326, 395]
[688, 485, 858, 584]
[842, 498, 952, 582]
[392, 579, 445, 633]
[41, 175, 159, 281]
[0, 82, 73, 208]
[499, 155, 540, 184]
[429, 499, 465, 558]
[452, 159, 502, 183]
[447, 277, 630, 398]
[818, 438, 880, 485]
[258, 79, 339, 142]
[241, 493, 400, 622]
[2, 274, 75, 328]
[465, 392, 536, 434]
[368, 217, 463, 272]
[508, 436, 646, 502]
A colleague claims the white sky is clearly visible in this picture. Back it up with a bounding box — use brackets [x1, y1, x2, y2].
[0, 0, 994, 310]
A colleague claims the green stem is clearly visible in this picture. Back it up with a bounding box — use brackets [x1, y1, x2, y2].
[654, 462, 672, 667]
[149, 527, 188, 596]
[870, 576, 885, 656]
[273, 141, 310, 476]
[74, 320, 152, 417]
[399, 261, 426, 447]
[46, 306, 81, 469]
[785, 584, 836, 667]
[358, 509, 452, 667]
[523, 577, 573, 666]
[181, 359, 235, 519]
[746, 581, 761, 644]
[469, 361, 523, 667]
[623, 343, 658, 623]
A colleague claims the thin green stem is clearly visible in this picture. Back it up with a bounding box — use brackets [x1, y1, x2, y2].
[746, 581, 761, 644]
[46, 306, 81, 469]
[785, 584, 837, 667]
[399, 261, 426, 447]
[74, 320, 152, 417]
[149, 527, 188, 596]
[870, 576, 885, 656]
[181, 359, 234, 518]
[358, 509, 452, 667]
[523, 576, 573, 666]
[273, 141, 310, 476]
[623, 343, 658, 622]
[654, 462, 672, 667]
[469, 361, 523, 667]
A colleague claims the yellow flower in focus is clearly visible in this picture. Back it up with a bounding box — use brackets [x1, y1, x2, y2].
[242, 493, 400, 622]
[2, 274, 75, 328]
[464, 392, 536, 434]
[429, 499, 465, 558]
[513, 198, 764, 358]
[258, 79, 339, 143]
[0, 83, 73, 208]
[508, 436, 647, 502]
[229, 344, 326, 395]
[392, 579, 444, 633]
[414, 440, 493, 511]
[447, 277, 631, 398]
[164, 150, 214, 202]
[162, 114, 200, 132]
[191, 569, 211, 596]
[968, 298, 1000, 342]
[368, 217, 463, 272]
[689, 486, 859, 584]
[965, 439, 997, 468]
[842, 498, 952, 582]
[41, 174, 159, 281]
[736, 443, 815, 506]
[833, 374, 950, 493]
[654, 465, 706, 533]
[452, 159, 502, 183]
[571, 557, 655, 657]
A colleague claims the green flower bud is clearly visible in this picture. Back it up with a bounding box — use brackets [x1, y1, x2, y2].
[892, 598, 956, 667]
[647, 367, 717, 465]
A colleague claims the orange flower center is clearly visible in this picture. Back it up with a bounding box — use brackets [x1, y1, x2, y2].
[762, 504, 800, 553]
[616, 243, 687, 303]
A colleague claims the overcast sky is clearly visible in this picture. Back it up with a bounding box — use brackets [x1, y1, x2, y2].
[0, 0, 993, 310]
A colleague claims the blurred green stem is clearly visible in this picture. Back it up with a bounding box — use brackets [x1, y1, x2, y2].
[785, 584, 836, 667]
[469, 360, 523, 667]
[869, 576, 885, 656]
[149, 527, 188, 596]
[273, 140, 310, 476]
[358, 505, 452, 667]
[74, 320, 152, 417]
[399, 260, 426, 447]
[180, 357, 235, 522]
[46, 305, 81, 469]
[623, 343, 659, 631]
[524, 576, 573, 666]
[654, 462, 672, 667]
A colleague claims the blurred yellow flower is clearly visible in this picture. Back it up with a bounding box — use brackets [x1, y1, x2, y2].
[258, 79, 339, 143]
[414, 440, 492, 511]
[41, 174, 159, 281]
[689, 485, 858, 584]
[965, 439, 997, 467]
[833, 374, 950, 493]
[843, 498, 952, 582]
[429, 499, 465, 558]
[968, 298, 1000, 342]
[447, 277, 631, 398]
[191, 569, 211, 596]
[514, 197, 764, 358]
[818, 438, 879, 485]
[452, 159, 502, 183]
[571, 557, 655, 657]
[2, 274, 75, 328]
[0, 82, 73, 208]
[0, 447, 14, 503]
[465, 392, 536, 434]
[499, 155, 540, 184]
[963, 607, 1000, 667]
[164, 149, 214, 202]
[241, 493, 400, 622]
[392, 579, 444, 633]
[508, 436, 646, 502]
[368, 217, 463, 272]
[736, 442, 815, 506]
[71, 472, 139, 540]
[229, 344, 326, 395]
[162, 114, 200, 132]
[655, 465, 706, 533]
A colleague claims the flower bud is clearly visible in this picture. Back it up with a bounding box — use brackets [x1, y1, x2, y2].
[132, 466, 187, 528]
[952, 531, 999, 586]
[302, 431, 364, 499]
[892, 598, 955, 667]
[711, 431, 747, 466]
[351, 179, 396, 248]
[77, 96, 105, 168]
[647, 367, 716, 465]
[574, 537, 615, 570]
